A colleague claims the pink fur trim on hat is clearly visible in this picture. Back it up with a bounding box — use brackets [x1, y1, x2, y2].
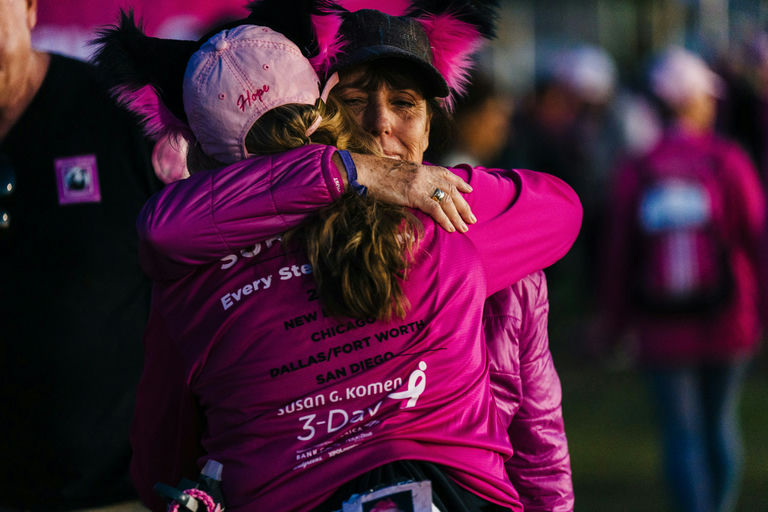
[416, 12, 484, 111]
[112, 84, 193, 142]
[342, 0, 409, 15]
[309, 12, 344, 75]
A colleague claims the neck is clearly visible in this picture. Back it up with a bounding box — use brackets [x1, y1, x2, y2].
[0, 50, 50, 141]
[674, 116, 711, 136]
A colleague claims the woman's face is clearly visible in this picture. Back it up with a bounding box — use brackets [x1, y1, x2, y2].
[334, 67, 432, 163]
[677, 91, 717, 132]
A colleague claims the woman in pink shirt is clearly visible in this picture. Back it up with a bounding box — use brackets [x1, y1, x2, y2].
[95, 5, 580, 512]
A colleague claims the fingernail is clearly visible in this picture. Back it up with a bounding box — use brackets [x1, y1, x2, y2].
[460, 222, 468, 232]
[470, 214, 477, 223]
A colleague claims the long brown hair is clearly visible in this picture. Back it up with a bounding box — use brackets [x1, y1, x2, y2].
[246, 95, 422, 321]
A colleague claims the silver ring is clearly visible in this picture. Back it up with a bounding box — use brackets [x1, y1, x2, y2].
[431, 187, 446, 202]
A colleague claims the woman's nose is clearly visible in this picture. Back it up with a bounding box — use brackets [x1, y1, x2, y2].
[362, 100, 393, 136]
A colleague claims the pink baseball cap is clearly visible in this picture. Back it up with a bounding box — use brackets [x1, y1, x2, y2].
[183, 24, 327, 164]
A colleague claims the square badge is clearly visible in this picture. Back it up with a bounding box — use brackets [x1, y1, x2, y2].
[54, 154, 101, 205]
[342, 481, 434, 512]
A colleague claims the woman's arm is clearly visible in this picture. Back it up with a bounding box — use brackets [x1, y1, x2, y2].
[139, 149, 580, 288]
[138, 145, 474, 280]
[455, 165, 583, 294]
[138, 145, 341, 280]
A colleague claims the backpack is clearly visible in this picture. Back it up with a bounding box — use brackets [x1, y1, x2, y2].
[630, 150, 734, 315]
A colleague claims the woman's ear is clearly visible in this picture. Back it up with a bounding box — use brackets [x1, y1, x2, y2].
[26, 0, 38, 30]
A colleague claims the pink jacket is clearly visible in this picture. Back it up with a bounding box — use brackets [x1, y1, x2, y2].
[486, 272, 574, 511]
[133, 145, 580, 511]
[600, 128, 768, 364]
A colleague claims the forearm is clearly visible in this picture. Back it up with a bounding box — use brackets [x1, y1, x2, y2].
[351, 152, 419, 187]
[138, 145, 343, 279]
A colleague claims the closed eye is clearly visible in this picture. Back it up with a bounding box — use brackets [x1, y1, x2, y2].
[339, 97, 367, 113]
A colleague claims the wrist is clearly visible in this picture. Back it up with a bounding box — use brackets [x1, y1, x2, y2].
[336, 150, 367, 196]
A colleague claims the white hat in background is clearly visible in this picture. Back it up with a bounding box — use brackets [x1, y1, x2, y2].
[551, 44, 617, 104]
[649, 46, 725, 109]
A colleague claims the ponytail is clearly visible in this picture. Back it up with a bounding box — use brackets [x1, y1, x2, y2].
[289, 193, 422, 321]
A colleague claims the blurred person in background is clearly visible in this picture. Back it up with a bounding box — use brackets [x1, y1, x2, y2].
[504, 43, 620, 349]
[0, 0, 161, 509]
[430, 70, 514, 168]
[595, 46, 767, 512]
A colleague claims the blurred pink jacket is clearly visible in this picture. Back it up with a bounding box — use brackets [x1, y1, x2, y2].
[133, 145, 579, 511]
[486, 272, 574, 511]
[600, 127, 768, 364]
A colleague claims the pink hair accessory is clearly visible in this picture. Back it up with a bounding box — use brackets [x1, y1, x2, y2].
[305, 115, 323, 138]
[305, 72, 340, 138]
[321, 72, 340, 102]
[310, 4, 494, 112]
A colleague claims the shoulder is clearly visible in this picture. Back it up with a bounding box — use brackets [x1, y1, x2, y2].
[46, 53, 104, 88]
